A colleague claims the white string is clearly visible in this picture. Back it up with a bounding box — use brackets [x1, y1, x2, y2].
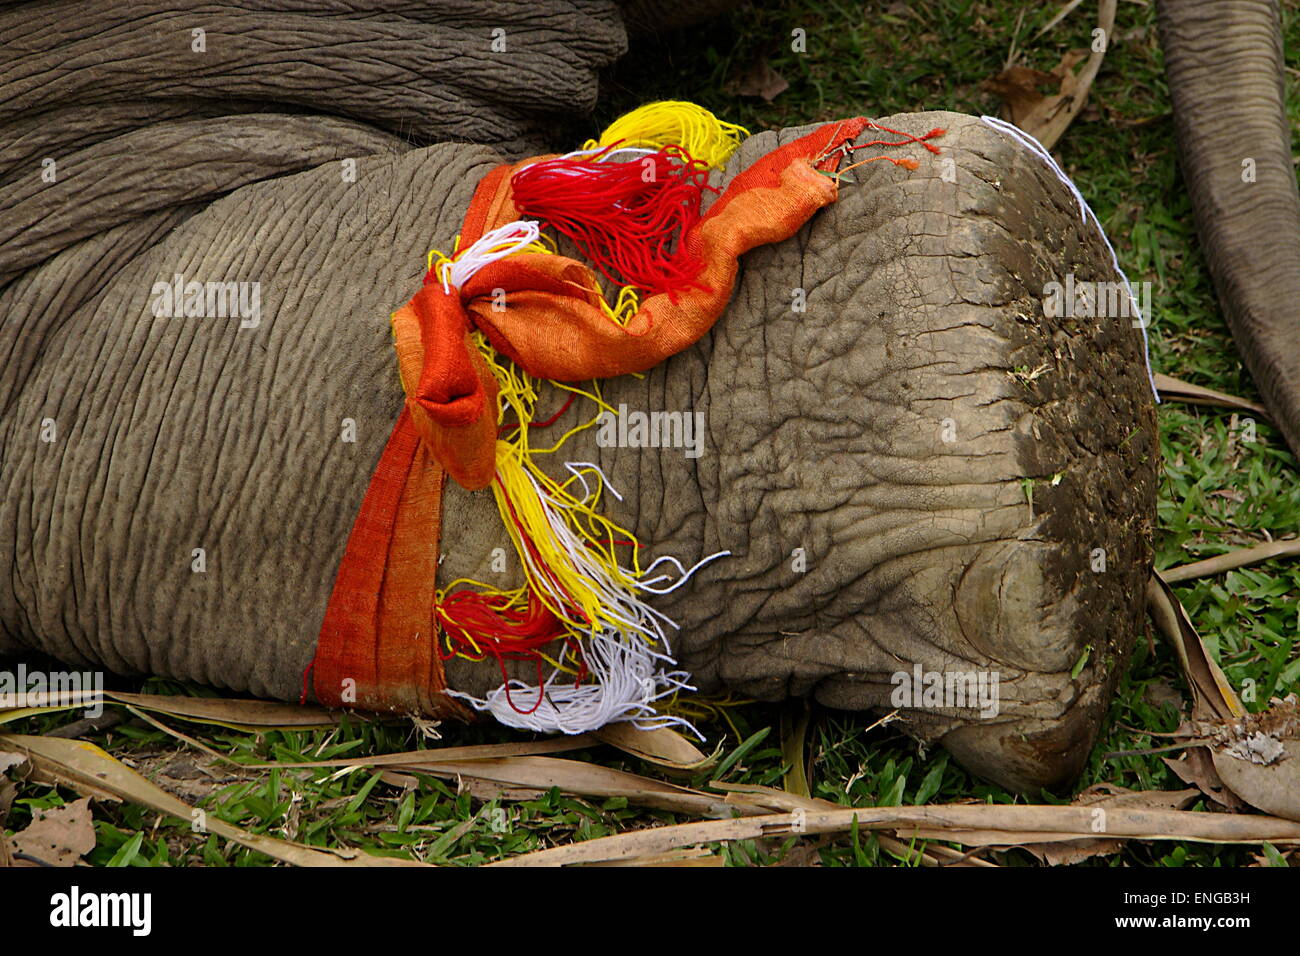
[447, 629, 703, 738]
[447, 458, 727, 736]
[563, 460, 624, 502]
[440, 219, 540, 294]
[637, 550, 731, 596]
[556, 145, 658, 163]
[979, 115, 1160, 403]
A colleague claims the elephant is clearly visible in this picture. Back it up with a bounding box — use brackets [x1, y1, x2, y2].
[6, 0, 1285, 796]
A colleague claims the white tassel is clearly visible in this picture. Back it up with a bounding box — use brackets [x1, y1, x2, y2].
[980, 115, 1160, 403]
[447, 629, 701, 738]
[440, 219, 541, 294]
[447, 461, 729, 736]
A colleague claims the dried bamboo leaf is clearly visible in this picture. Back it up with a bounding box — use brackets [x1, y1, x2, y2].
[1161, 539, 1300, 584]
[779, 701, 812, 798]
[241, 736, 598, 771]
[490, 804, 1300, 867]
[593, 722, 715, 770]
[1152, 373, 1269, 418]
[410, 755, 735, 817]
[109, 691, 338, 730]
[1147, 574, 1244, 721]
[0, 733, 429, 867]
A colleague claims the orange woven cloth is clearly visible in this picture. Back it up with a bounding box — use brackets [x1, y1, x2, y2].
[310, 118, 868, 714]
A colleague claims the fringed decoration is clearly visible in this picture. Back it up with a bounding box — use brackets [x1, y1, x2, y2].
[411, 107, 939, 735]
[589, 100, 749, 170]
[510, 144, 715, 298]
[436, 340, 728, 735]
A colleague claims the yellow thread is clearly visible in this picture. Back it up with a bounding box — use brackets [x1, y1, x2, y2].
[588, 101, 748, 170]
[438, 337, 650, 661]
[425, 105, 746, 663]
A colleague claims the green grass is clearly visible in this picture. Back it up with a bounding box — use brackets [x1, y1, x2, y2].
[4, 0, 1300, 867]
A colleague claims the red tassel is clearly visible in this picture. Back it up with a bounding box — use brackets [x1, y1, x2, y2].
[436, 589, 579, 715]
[510, 144, 716, 298]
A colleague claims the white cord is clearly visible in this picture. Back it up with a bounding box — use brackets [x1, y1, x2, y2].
[447, 459, 728, 736]
[439, 219, 540, 294]
[979, 115, 1160, 403]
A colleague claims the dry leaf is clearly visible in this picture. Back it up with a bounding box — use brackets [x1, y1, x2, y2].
[110, 691, 338, 730]
[1206, 696, 1300, 821]
[1147, 575, 1244, 722]
[411, 755, 736, 817]
[981, 0, 1116, 149]
[731, 58, 788, 102]
[0, 733, 430, 867]
[1018, 786, 1199, 865]
[1163, 749, 1248, 812]
[1151, 372, 1269, 419]
[8, 796, 96, 867]
[491, 802, 1300, 867]
[594, 722, 714, 770]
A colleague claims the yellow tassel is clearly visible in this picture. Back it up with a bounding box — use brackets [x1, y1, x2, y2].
[589, 100, 748, 170]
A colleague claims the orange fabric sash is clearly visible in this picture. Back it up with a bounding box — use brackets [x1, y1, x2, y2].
[311, 118, 867, 714]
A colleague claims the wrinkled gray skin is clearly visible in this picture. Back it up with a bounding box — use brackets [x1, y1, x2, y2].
[1, 103, 1158, 793]
[1156, 0, 1300, 458]
[0, 1, 1175, 794]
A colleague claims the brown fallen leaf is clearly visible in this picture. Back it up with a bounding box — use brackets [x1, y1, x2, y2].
[410, 755, 737, 817]
[1152, 372, 1269, 419]
[491, 803, 1300, 867]
[594, 722, 714, 770]
[982, 0, 1116, 149]
[712, 782, 996, 867]
[1207, 696, 1300, 821]
[110, 691, 338, 730]
[1163, 747, 1249, 812]
[0, 733, 430, 867]
[8, 796, 96, 867]
[1148, 570, 1300, 820]
[730, 58, 788, 102]
[1147, 574, 1244, 722]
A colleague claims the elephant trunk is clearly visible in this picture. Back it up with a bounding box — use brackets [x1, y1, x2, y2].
[1156, 0, 1300, 452]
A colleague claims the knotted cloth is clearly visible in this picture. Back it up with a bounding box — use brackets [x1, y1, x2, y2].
[310, 116, 871, 716]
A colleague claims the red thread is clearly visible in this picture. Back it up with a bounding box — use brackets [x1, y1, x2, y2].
[851, 124, 945, 155]
[510, 143, 717, 298]
[433, 474, 595, 714]
[500, 392, 576, 434]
